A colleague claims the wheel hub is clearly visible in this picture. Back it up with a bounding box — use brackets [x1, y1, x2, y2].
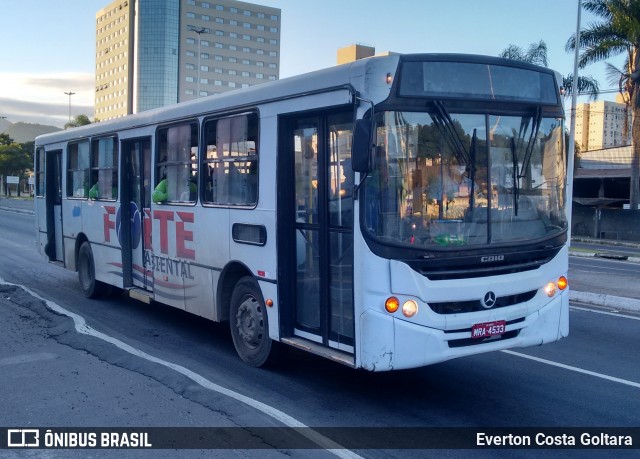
[235, 296, 264, 349]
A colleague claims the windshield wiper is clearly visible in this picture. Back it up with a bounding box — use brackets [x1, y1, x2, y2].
[518, 106, 542, 179]
[469, 129, 477, 210]
[432, 101, 475, 172]
[510, 137, 520, 216]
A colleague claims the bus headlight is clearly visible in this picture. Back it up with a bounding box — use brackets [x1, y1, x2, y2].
[544, 282, 556, 297]
[402, 300, 418, 317]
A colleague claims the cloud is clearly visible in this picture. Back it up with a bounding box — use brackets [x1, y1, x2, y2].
[0, 72, 94, 127]
[0, 97, 93, 127]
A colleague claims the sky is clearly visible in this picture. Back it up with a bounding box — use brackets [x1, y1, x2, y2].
[0, 0, 626, 128]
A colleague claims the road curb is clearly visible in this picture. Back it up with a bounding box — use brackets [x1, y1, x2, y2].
[570, 290, 640, 313]
[570, 250, 640, 264]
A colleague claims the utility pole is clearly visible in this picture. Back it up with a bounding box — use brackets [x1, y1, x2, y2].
[566, 0, 581, 244]
[64, 91, 76, 123]
[191, 27, 206, 98]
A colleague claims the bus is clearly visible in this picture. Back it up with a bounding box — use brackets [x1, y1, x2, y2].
[34, 53, 569, 371]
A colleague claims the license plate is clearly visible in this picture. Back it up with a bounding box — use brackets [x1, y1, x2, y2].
[471, 320, 506, 339]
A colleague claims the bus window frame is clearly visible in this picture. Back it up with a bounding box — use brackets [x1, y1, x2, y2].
[90, 135, 119, 201]
[66, 139, 91, 200]
[35, 147, 45, 197]
[154, 120, 200, 206]
[200, 110, 260, 209]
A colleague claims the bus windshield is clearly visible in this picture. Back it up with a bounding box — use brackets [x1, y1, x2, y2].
[364, 110, 567, 248]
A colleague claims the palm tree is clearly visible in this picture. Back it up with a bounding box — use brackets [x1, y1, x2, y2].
[499, 41, 549, 67]
[561, 73, 600, 101]
[605, 61, 633, 139]
[566, 0, 640, 209]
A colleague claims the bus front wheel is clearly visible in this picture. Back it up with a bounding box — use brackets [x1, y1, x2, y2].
[78, 242, 106, 298]
[230, 276, 283, 367]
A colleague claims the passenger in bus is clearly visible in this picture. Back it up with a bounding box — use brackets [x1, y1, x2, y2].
[152, 176, 197, 203]
[89, 182, 99, 199]
[88, 171, 118, 199]
[152, 178, 168, 203]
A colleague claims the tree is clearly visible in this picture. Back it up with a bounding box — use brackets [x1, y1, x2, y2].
[566, 0, 640, 209]
[499, 40, 600, 101]
[0, 133, 13, 146]
[0, 137, 31, 196]
[561, 73, 600, 101]
[499, 41, 549, 67]
[64, 114, 92, 129]
[605, 61, 634, 140]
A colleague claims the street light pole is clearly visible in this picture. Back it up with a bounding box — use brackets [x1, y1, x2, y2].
[191, 27, 206, 98]
[566, 0, 582, 245]
[64, 91, 76, 123]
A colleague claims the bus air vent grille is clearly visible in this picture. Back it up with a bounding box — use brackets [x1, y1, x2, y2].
[429, 290, 537, 314]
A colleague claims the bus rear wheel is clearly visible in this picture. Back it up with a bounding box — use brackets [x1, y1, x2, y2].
[230, 276, 283, 367]
[78, 241, 106, 298]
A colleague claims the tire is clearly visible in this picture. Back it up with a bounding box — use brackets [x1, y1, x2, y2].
[229, 276, 284, 367]
[78, 242, 106, 299]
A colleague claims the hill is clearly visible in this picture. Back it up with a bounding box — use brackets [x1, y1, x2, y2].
[1, 122, 62, 143]
[0, 119, 10, 133]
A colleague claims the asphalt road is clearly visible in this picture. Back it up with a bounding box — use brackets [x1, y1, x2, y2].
[1, 209, 639, 458]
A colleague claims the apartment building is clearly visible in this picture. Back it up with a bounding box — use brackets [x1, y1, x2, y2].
[337, 44, 375, 65]
[574, 97, 631, 152]
[95, 0, 280, 122]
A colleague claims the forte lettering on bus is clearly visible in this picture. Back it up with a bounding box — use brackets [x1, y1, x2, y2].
[103, 206, 196, 259]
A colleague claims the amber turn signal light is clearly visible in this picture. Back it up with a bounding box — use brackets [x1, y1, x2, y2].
[385, 297, 400, 313]
[557, 276, 568, 290]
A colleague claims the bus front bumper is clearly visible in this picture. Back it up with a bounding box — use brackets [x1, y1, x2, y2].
[359, 291, 569, 371]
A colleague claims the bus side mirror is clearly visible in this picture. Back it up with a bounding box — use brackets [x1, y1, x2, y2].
[352, 119, 372, 173]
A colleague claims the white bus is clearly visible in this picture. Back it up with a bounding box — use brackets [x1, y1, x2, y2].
[35, 54, 569, 370]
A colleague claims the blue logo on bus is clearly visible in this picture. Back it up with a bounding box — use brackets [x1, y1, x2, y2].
[116, 201, 142, 249]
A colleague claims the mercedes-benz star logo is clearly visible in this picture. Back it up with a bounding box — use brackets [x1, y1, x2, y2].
[482, 291, 497, 309]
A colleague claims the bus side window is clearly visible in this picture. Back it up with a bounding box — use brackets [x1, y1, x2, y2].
[202, 112, 259, 206]
[156, 122, 198, 203]
[67, 140, 90, 198]
[90, 137, 118, 200]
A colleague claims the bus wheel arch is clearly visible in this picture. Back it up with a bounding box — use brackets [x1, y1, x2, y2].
[217, 261, 253, 323]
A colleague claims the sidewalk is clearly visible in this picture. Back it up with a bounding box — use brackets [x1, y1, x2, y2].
[1, 197, 638, 312]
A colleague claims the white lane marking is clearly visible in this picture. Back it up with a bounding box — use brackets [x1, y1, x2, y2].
[1, 279, 362, 459]
[570, 305, 640, 321]
[501, 350, 640, 389]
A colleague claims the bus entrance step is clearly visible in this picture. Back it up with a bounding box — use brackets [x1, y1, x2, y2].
[281, 337, 355, 368]
[128, 288, 154, 304]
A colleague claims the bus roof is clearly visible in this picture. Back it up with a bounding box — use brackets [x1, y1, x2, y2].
[36, 53, 400, 146]
[36, 53, 558, 146]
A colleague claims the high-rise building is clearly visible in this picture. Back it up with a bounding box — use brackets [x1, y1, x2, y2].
[95, 0, 281, 122]
[574, 97, 631, 152]
[95, 1, 135, 120]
